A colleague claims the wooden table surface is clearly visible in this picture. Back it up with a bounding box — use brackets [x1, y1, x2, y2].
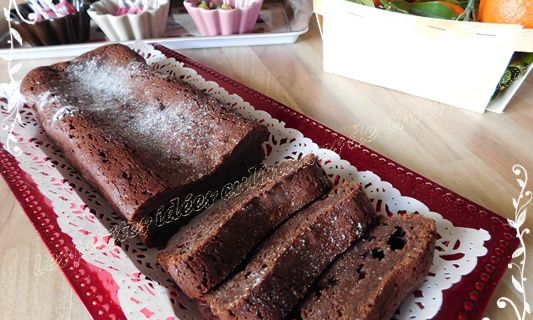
[0, 17, 532, 320]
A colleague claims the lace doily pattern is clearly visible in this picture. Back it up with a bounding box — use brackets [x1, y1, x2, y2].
[0, 44, 491, 320]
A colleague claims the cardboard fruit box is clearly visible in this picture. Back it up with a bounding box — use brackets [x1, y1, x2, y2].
[313, 0, 533, 113]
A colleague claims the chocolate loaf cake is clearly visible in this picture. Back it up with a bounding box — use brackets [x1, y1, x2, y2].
[158, 154, 331, 299]
[20, 44, 268, 246]
[298, 214, 436, 320]
[202, 181, 375, 320]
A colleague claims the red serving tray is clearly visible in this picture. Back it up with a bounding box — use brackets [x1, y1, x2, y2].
[0, 44, 519, 320]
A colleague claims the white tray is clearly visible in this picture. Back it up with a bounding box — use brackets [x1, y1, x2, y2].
[0, 0, 312, 60]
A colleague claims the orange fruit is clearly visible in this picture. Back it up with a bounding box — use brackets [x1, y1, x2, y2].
[479, 0, 533, 28]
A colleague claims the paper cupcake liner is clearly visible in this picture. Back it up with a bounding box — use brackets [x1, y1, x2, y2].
[88, 0, 169, 41]
[10, 3, 90, 46]
[184, 0, 263, 36]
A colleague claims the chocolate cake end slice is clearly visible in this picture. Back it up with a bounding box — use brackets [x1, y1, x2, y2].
[158, 154, 331, 299]
[20, 44, 268, 247]
[298, 214, 436, 320]
[202, 180, 375, 320]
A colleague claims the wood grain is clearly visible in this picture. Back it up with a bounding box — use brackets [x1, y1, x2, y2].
[0, 17, 532, 320]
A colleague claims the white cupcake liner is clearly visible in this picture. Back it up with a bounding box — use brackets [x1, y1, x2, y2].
[88, 0, 169, 41]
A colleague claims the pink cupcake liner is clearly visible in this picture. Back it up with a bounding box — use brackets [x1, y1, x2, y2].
[184, 0, 263, 36]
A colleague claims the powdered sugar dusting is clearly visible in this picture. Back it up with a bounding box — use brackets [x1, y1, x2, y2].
[35, 92, 59, 112]
[33, 59, 143, 121]
[53, 105, 79, 122]
[26, 55, 256, 181]
[65, 58, 140, 109]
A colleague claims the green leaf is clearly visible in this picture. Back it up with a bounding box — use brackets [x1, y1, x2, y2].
[502, 69, 513, 83]
[348, 0, 376, 7]
[521, 53, 533, 65]
[419, 0, 462, 4]
[381, 0, 412, 13]
[410, 2, 459, 19]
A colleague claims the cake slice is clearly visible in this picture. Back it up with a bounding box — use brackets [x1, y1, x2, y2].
[158, 154, 332, 299]
[20, 44, 268, 246]
[202, 181, 375, 320]
[298, 214, 436, 320]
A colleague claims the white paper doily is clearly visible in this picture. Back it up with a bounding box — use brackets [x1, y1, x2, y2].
[0, 43, 490, 320]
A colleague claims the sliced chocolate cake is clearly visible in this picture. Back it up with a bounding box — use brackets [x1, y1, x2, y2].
[201, 181, 375, 320]
[20, 44, 268, 246]
[298, 214, 436, 320]
[158, 154, 332, 299]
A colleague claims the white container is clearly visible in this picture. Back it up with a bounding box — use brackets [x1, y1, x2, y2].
[183, 0, 264, 36]
[314, 0, 533, 113]
[88, 0, 170, 41]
